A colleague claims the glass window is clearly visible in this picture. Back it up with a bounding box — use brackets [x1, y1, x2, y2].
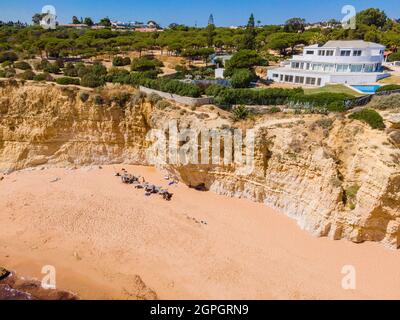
[326, 50, 334, 56]
[324, 64, 335, 72]
[364, 64, 374, 72]
[295, 76, 304, 84]
[284, 75, 294, 82]
[306, 77, 316, 85]
[317, 78, 322, 86]
[312, 64, 323, 71]
[306, 50, 314, 55]
[353, 50, 362, 56]
[337, 64, 349, 72]
[340, 50, 351, 56]
[318, 50, 325, 56]
[350, 64, 363, 72]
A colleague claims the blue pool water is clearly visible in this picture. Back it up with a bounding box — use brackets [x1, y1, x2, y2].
[351, 85, 381, 94]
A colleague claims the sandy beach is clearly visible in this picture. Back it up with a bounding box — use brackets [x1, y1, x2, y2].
[0, 165, 400, 300]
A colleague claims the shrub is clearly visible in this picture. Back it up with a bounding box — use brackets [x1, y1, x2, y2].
[345, 184, 360, 209]
[232, 105, 251, 121]
[18, 70, 35, 80]
[205, 84, 226, 96]
[376, 84, 400, 93]
[111, 92, 132, 108]
[368, 93, 400, 110]
[4, 68, 16, 78]
[33, 72, 53, 81]
[79, 92, 90, 102]
[14, 61, 32, 70]
[105, 68, 130, 83]
[1, 60, 13, 68]
[43, 63, 61, 74]
[267, 106, 282, 114]
[140, 78, 201, 97]
[81, 72, 105, 88]
[148, 93, 162, 104]
[63, 63, 78, 77]
[131, 57, 163, 72]
[56, 77, 80, 86]
[230, 69, 254, 88]
[113, 56, 131, 67]
[155, 100, 171, 110]
[0, 70, 5, 78]
[388, 52, 400, 62]
[93, 95, 104, 105]
[349, 108, 385, 129]
[0, 51, 18, 63]
[314, 118, 334, 129]
[55, 58, 65, 69]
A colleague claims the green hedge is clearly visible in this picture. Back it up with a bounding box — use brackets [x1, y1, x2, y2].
[56, 77, 80, 86]
[349, 108, 385, 129]
[376, 84, 400, 93]
[140, 78, 202, 98]
[208, 85, 349, 110]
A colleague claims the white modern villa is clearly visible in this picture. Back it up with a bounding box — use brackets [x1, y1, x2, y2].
[267, 40, 388, 87]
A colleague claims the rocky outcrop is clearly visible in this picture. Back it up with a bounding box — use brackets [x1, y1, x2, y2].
[0, 267, 78, 300]
[0, 81, 399, 248]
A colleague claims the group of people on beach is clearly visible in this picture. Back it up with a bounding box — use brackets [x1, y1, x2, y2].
[116, 169, 174, 201]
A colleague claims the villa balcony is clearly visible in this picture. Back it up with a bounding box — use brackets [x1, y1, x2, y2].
[291, 54, 383, 64]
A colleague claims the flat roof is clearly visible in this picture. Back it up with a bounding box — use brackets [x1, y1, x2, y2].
[305, 40, 385, 50]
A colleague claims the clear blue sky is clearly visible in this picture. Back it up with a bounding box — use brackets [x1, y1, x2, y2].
[0, 0, 399, 27]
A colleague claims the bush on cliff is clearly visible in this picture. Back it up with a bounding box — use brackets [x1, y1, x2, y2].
[376, 84, 400, 93]
[349, 108, 385, 129]
[17, 70, 35, 80]
[14, 61, 32, 70]
[56, 77, 80, 86]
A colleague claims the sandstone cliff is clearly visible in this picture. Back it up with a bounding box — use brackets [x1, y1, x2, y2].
[0, 80, 399, 248]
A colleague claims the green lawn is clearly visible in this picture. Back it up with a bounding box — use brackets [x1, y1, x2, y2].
[304, 84, 363, 97]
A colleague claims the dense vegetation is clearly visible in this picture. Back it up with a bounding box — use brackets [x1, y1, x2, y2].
[205, 84, 350, 110]
[376, 84, 400, 93]
[0, 7, 398, 107]
[349, 108, 386, 129]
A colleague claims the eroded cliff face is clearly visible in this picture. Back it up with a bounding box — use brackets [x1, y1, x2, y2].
[0, 81, 399, 248]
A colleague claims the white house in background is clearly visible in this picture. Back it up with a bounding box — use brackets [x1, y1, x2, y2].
[267, 40, 389, 87]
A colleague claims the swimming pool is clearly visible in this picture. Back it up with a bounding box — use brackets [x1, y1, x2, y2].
[351, 85, 381, 94]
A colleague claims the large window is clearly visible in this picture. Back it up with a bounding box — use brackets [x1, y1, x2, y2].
[364, 64, 374, 72]
[295, 76, 305, 84]
[305, 77, 316, 85]
[336, 64, 349, 72]
[318, 50, 325, 56]
[312, 64, 323, 71]
[326, 50, 334, 56]
[324, 64, 335, 72]
[284, 75, 294, 83]
[340, 50, 351, 56]
[353, 50, 362, 56]
[350, 64, 363, 72]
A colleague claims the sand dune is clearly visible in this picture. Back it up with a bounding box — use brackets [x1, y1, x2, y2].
[0, 165, 400, 300]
